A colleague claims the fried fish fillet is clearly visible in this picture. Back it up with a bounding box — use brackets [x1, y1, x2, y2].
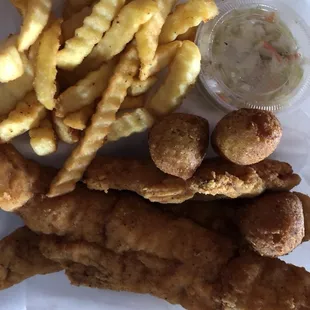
[84, 156, 301, 203]
[221, 252, 310, 310]
[0, 227, 61, 290]
[40, 236, 224, 310]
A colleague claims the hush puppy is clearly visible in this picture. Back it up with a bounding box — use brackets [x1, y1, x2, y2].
[149, 113, 209, 180]
[239, 192, 305, 257]
[212, 109, 282, 165]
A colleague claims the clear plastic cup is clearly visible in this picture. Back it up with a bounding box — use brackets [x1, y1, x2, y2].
[196, 0, 310, 113]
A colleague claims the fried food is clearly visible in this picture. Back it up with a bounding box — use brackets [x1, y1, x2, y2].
[61, 7, 92, 42]
[146, 40, 201, 117]
[159, 0, 218, 44]
[55, 60, 116, 117]
[0, 36, 24, 83]
[128, 76, 158, 97]
[48, 47, 140, 198]
[0, 227, 61, 290]
[0, 54, 34, 116]
[57, 0, 126, 70]
[0, 144, 42, 212]
[295, 192, 310, 241]
[52, 112, 80, 144]
[34, 19, 61, 110]
[177, 26, 198, 42]
[221, 252, 310, 310]
[0, 92, 47, 143]
[107, 108, 155, 142]
[40, 235, 227, 310]
[10, 0, 27, 17]
[29, 118, 57, 156]
[63, 103, 96, 130]
[18, 0, 52, 52]
[212, 109, 282, 165]
[239, 192, 305, 257]
[149, 113, 209, 180]
[135, 0, 176, 72]
[139, 40, 182, 81]
[79, 0, 158, 73]
[85, 156, 301, 203]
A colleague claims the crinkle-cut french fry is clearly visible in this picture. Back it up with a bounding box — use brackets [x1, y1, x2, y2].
[120, 95, 144, 110]
[57, 0, 126, 70]
[56, 60, 116, 117]
[159, 0, 218, 44]
[108, 108, 154, 142]
[139, 41, 182, 81]
[29, 118, 57, 156]
[52, 112, 80, 144]
[78, 0, 158, 74]
[0, 36, 24, 83]
[18, 0, 52, 52]
[34, 19, 61, 110]
[128, 76, 157, 97]
[0, 92, 47, 143]
[146, 40, 201, 117]
[0, 54, 34, 116]
[61, 6, 92, 43]
[63, 103, 96, 130]
[48, 47, 139, 198]
[10, 0, 27, 17]
[135, 0, 176, 71]
[177, 26, 198, 42]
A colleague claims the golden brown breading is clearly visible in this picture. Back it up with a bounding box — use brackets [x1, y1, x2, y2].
[85, 156, 301, 203]
[0, 227, 61, 290]
[295, 192, 310, 241]
[221, 252, 310, 310]
[18, 187, 119, 245]
[0, 144, 42, 211]
[149, 113, 209, 180]
[40, 237, 224, 310]
[212, 109, 282, 165]
[238, 192, 305, 257]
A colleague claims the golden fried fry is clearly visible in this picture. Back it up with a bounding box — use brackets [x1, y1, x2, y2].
[108, 108, 154, 142]
[79, 0, 158, 73]
[63, 103, 96, 130]
[135, 0, 176, 71]
[0, 37, 24, 83]
[52, 112, 80, 144]
[0, 92, 46, 143]
[146, 40, 201, 117]
[18, 0, 52, 52]
[128, 76, 157, 97]
[29, 118, 57, 156]
[61, 6, 92, 42]
[10, 0, 27, 16]
[34, 19, 61, 110]
[48, 47, 139, 197]
[56, 60, 116, 117]
[120, 95, 144, 110]
[57, 0, 126, 70]
[177, 26, 198, 42]
[139, 41, 182, 81]
[0, 54, 34, 116]
[159, 0, 218, 44]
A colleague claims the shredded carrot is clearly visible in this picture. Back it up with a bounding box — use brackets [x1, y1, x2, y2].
[263, 42, 282, 62]
[265, 12, 276, 23]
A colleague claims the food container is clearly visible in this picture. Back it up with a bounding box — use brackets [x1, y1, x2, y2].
[196, 0, 310, 113]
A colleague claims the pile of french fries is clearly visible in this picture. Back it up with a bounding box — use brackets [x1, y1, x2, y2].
[0, 0, 218, 197]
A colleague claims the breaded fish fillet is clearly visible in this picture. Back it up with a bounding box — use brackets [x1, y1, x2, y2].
[84, 156, 301, 203]
[0, 227, 61, 290]
[40, 236, 224, 310]
[221, 253, 310, 310]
